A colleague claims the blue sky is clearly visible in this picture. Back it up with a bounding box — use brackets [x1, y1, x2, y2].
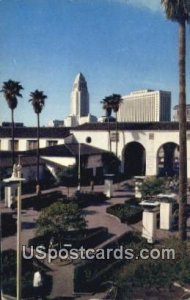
[0, 0, 189, 126]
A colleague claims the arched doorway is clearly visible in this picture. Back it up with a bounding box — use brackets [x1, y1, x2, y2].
[157, 142, 179, 176]
[123, 142, 146, 178]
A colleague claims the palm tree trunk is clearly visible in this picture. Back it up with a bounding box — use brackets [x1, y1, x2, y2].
[36, 113, 40, 195]
[108, 117, 111, 152]
[11, 109, 15, 166]
[115, 111, 118, 158]
[178, 19, 187, 241]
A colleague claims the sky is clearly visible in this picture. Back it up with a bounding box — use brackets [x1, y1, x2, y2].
[0, 0, 190, 126]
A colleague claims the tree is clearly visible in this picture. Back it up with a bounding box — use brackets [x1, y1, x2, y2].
[1, 80, 23, 165]
[56, 165, 78, 196]
[140, 177, 165, 199]
[36, 202, 86, 239]
[161, 0, 190, 240]
[101, 96, 113, 151]
[109, 94, 122, 158]
[29, 90, 47, 195]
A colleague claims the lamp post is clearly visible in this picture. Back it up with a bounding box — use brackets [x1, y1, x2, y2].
[3, 163, 25, 300]
[77, 142, 81, 192]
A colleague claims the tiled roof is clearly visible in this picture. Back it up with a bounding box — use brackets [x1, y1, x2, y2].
[0, 152, 44, 168]
[38, 143, 108, 157]
[72, 122, 190, 131]
[0, 143, 108, 168]
[0, 127, 71, 138]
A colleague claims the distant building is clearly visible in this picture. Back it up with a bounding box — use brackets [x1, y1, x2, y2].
[64, 73, 97, 127]
[2, 122, 24, 127]
[48, 120, 64, 127]
[173, 104, 190, 122]
[118, 90, 171, 122]
[98, 116, 116, 123]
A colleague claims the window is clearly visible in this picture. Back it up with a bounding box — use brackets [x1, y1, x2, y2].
[27, 140, 38, 150]
[9, 140, 19, 151]
[110, 132, 119, 142]
[149, 133, 154, 140]
[47, 140, 58, 147]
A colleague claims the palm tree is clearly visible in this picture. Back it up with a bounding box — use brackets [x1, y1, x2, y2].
[161, 0, 190, 240]
[29, 90, 47, 195]
[101, 96, 113, 151]
[110, 94, 122, 158]
[1, 80, 23, 165]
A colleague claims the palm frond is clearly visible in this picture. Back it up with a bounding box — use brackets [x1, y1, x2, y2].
[161, 0, 190, 21]
[29, 89, 47, 114]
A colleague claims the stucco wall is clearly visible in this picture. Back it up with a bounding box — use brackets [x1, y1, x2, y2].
[72, 129, 190, 178]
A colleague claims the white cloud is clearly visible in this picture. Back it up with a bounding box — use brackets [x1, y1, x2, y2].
[115, 0, 162, 12]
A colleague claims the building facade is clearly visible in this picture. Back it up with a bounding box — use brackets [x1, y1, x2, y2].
[173, 104, 190, 122]
[118, 90, 171, 122]
[1, 122, 190, 178]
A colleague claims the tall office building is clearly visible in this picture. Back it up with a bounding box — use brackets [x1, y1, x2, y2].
[118, 90, 171, 122]
[64, 73, 97, 127]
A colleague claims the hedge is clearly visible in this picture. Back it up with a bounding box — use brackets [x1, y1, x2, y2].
[28, 227, 109, 251]
[1, 212, 16, 237]
[13, 191, 66, 210]
[1, 249, 52, 298]
[107, 203, 143, 224]
[70, 191, 108, 208]
[73, 232, 146, 293]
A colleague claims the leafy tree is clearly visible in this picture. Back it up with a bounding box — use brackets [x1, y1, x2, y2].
[56, 165, 78, 196]
[1, 80, 23, 165]
[161, 0, 190, 240]
[36, 202, 86, 239]
[29, 90, 47, 195]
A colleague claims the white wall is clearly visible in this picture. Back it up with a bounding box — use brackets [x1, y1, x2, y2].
[41, 156, 76, 167]
[0, 137, 65, 151]
[72, 129, 190, 178]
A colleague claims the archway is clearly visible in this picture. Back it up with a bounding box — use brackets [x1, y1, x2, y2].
[123, 142, 146, 178]
[157, 142, 179, 176]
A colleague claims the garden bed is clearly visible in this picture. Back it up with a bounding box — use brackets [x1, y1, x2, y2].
[1, 212, 17, 238]
[28, 226, 109, 250]
[13, 191, 66, 210]
[107, 201, 143, 224]
[70, 191, 108, 208]
[1, 249, 52, 298]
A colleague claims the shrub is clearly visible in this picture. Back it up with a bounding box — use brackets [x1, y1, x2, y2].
[1, 249, 52, 298]
[36, 201, 86, 237]
[140, 177, 165, 198]
[29, 227, 109, 251]
[13, 191, 66, 210]
[70, 191, 108, 208]
[116, 238, 190, 299]
[107, 203, 143, 224]
[1, 212, 16, 237]
[73, 232, 145, 293]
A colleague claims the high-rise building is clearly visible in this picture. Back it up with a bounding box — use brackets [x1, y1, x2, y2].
[118, 90, 171, 122]
[71, 73, 89, 117]
[64, 73, 97, 127]
[173, 104, 190, 122]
